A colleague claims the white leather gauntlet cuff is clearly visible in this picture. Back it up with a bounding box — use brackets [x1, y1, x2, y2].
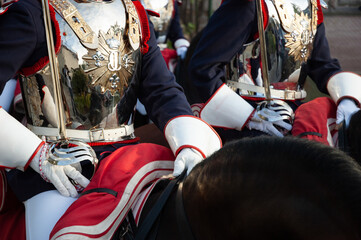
[327, 72, 361, 106]
[200, 84, 255, 130]
[0, 108, 42, 170]
[174, 38, 190, 48]
[164, 116, 222, 158]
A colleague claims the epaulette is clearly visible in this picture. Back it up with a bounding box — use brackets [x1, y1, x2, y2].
[0, 0, 19, 15]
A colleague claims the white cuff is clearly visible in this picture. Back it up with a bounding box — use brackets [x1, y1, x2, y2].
[200, 84, 255, 130]
[174, 38, 190, 49]
[0, 108, 42, 170]
[164, 116, 222, 158]
[327, 72, 361, 106]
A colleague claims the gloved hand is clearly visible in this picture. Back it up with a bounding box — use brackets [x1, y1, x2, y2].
[173, 148, 204, 177]
[246, 110, 292, 137]
[30, 142, 90, 197]
[176, 46, 188, 60]
[336, 98, 360, 127]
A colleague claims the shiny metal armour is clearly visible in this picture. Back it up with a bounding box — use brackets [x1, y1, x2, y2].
[227, 0, 318, 100]
[20, 0, 141, 142]
[142, 0, 174, 43]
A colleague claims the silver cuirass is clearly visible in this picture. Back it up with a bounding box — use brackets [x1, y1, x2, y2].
[227, 0, 319, 100]
[141, 0, 173, 44]
[20, 0, 142, 142]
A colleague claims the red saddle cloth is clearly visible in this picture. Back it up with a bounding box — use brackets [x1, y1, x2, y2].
[50, 143, 175, 240]
[292, 97, 337, 146]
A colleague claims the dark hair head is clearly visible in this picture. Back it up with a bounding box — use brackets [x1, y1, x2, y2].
[183, 136, 361, 240]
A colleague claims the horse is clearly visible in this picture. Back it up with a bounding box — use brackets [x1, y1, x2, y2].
[134, 136, 361, 240]
[3, 136, 361, 239]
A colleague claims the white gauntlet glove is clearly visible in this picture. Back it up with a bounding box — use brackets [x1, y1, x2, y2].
[173, 148, 204, 176]
[174, 38, 190, 60]
[0, 108, 93, 193]
[336, 98, 360, 127]
[164, 116, 222, 177]
[176, 46, 188, 60]
[327, 72, 361, 128]
[29, 142, 90, 198]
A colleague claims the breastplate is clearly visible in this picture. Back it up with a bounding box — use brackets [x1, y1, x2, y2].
[227, 0, 318, 100]
[20, 0, 141, 142]
[142, 0, 173, 43]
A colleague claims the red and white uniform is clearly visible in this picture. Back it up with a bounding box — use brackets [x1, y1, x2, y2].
[50, 143, 175, 239]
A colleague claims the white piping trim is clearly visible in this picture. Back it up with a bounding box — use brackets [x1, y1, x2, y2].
[51, 160, 173, 240]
